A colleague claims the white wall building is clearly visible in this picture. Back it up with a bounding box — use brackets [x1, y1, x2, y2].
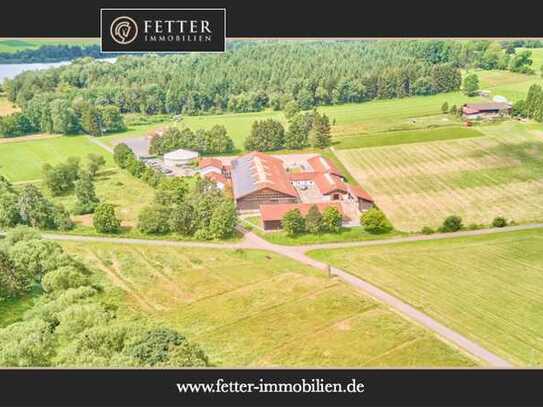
[163, 149, 199, 168]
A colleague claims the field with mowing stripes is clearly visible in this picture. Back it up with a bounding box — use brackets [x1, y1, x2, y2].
[309, 228, 543, 366]
[60, 241, 476, 367]
[335, 131, 543, 231]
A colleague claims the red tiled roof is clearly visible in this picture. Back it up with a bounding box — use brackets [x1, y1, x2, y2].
[231, 151, 298, 199]
[199, 157, 223, 169]
[288, 171, 319, 181]
[313, 173, 348, 195]
[463, 102, 511, 114]
[260, 202, 343, 222]
[307, 156, 342, 177]
[204, 171, 228, 185]
[348, 185, 374, 202]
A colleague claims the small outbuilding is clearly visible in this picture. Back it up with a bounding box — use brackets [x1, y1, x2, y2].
[163, 149, 199, 168]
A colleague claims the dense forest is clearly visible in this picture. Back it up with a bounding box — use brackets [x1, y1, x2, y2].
[0, 45, 113, 64]
[1, 39, 541, 137]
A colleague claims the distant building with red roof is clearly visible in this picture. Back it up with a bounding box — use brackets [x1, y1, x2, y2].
[462, 102, 511, 119]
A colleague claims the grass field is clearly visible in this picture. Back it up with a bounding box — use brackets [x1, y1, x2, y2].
[47, 168, 155, 228]
[101, 91, 484, 151]
[334, 126, 484, 150]
[59, 241, 476, 367]
[0, 135, 113, 182]
[476, 68, 543, 102]
[335, 129, 543, 232]
[309, 228, 543, 366]
[0, 38, 99, 53]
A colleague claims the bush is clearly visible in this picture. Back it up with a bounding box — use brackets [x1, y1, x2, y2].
[304, 205, 323, 234]
[137, 206, 171, 235]
[282, 209, 305, 237]
[321, 206, 342, 233]
[41, 266, 90, 293]
[492, 216, 507, 228]
[421, 226, 435, 235]
[113, 143, 135, 169]
[439, 215, 463, 232]
[93, 203, 121, 233]
[360, 208, 392, 234]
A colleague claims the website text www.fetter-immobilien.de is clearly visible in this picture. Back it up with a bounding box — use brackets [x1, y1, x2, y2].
[176, 378, 366, 394]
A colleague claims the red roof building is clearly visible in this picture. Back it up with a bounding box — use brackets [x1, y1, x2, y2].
[307, 156, 343, 178]
[231, 152, 299, 210]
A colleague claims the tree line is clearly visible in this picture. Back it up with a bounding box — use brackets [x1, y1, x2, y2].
[513, 84, 543, 122]
[150, 125, 234, 155]
[2, 41, 470, 132]
[0, 44, 113, 64]
[0, 227, 209, 367]
[0, 100, 125, 138]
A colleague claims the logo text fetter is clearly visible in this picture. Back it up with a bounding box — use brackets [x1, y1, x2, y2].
[143, 20, 212, 34]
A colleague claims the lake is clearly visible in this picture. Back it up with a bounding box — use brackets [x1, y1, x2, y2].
[0, 58, 116, 83]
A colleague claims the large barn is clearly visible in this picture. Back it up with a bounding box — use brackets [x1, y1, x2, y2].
[230, 152, 299, 210]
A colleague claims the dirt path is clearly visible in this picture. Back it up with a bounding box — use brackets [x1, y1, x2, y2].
[4, 223, 539, 367]
[296, 222, 543, 253]
[88, 136, 114, 153]
[239, 227, 514, 367]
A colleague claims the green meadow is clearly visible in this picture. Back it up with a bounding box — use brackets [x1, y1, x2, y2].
[309, 228, 543, 366]
[0, 135, 113, 182]
[60, 241, 476, 367]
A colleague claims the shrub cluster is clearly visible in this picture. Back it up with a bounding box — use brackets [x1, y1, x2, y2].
[137, 177, 237, 240]
[421, 215, 509, 235]
[0, 227, 209, 368]
[360, 207, 392, 234]
[282, 205, 343, 237]
[244, 111, 332, 152]
[0, 176, 72, 231]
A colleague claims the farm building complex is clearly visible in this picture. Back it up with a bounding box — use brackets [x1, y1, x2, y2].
[198, 151, 374, 230]
[122, 131, 375, 231]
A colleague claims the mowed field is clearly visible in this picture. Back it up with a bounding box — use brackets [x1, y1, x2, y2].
[335, 130, 543, 231]
[309, 228, 543, 366]
[0, 135, 113, 182]
[60, 241, 476, 367]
